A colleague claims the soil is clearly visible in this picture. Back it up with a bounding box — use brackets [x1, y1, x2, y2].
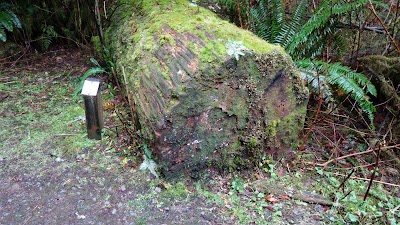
[0, 47, 232, 225]
[1, 47, 398, 225]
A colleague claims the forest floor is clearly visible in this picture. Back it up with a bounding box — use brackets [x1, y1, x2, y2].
[1, 47, 399, 225]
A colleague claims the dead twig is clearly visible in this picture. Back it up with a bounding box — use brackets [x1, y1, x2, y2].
[368, 0, 400, 52]
[309, 144, 400, 167]
[300, 97, 324, 151]
[339, 169, 355, 192]
[363, 143, 381, 201]
[333, 172, 400, 188]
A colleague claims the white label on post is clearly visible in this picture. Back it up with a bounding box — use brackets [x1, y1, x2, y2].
[81, 78, 100, 96]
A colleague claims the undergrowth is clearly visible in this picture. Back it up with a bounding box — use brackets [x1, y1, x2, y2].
[196, 156, 400, 224]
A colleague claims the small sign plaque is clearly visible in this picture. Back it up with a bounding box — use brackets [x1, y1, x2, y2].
[82, 78, 101, 96]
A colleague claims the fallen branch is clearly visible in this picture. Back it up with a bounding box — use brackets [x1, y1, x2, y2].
[333, 172, 400, 188]
[310, 144, 400, 167]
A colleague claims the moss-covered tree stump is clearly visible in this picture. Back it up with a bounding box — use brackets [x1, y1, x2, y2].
[107, 0, 309, 177]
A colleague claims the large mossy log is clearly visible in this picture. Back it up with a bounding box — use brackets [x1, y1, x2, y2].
[107, 0, 309, 177]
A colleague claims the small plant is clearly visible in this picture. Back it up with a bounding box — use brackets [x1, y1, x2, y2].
[138, 144, 158, 178]
[314, 169, 400, 224]
[0, 3, 21, 42]
[39, 24, 58, 50]
[231, 177, 248, 193]
[73, 58, 106, 96]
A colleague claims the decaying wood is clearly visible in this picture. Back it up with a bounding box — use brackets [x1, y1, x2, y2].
[253, 179, 333, 206]
[107, 0, 309, 177]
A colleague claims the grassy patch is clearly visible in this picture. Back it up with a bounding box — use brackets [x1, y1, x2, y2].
[0, 69, 122, 174]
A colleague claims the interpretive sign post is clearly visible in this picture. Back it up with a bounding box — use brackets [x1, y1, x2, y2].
[81, 78, 103, 140]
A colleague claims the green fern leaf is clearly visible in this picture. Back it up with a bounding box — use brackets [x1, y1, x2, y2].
[277, 0, 308, 47]
[297, 59, 335, 104]
[9, 11, 21, 29]
[0, 26, 5, 42]
[41, 36, 52, 50]
[269, 0, 285, 43]
[0, 3, 22, 42]
[73, 67, 106, 96]
[90, 58, 102, 68]
[0, 11, 14, 31]
[298, 59, 376, 124]
[250, 1, 270, 40]
[287, 0, 368, 57]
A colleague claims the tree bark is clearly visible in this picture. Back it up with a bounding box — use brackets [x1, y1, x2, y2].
[107, 0, 309, 178]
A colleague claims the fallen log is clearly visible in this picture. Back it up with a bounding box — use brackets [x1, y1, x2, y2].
[106, 0, 309, 178]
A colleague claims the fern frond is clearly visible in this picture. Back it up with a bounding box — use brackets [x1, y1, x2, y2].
[326, 62, 377, 97]
[9, 11, 21, 29]
[297, 59, 335, 104]
[73, 67, 106, 96]
[268, 0, 285, 43]
[0, 3, 21, 42]
[276, 0, 308, 47]
[0, 26, 5, 42]
[287, 0, 368, 57]
[41, 36, 52, 50]
[250, 0, 270, 40]
[0, 11, 14, 31]
[297, 59, 376, 124]
[39, 25, 58, 50]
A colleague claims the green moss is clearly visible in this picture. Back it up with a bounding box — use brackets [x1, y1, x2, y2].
[158, 34, 176, 46]
[266, 119, 281, 137]
[161, 71, 170, 80]
[160, 182, 189, 199]
[131, 0, 280, 55]
[105, 0, 309, 175]
[248, 137, 258, 148]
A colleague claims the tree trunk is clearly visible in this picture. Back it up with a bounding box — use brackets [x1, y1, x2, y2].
[107, 0, 309, 178]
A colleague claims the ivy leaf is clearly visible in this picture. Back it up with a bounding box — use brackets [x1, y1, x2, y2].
[347, 213, 359, 222]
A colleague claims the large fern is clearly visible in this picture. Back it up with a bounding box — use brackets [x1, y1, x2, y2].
[286, 0, 369, 59]
[0, 3, 21, 42]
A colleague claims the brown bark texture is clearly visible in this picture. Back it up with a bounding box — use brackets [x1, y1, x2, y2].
[107, 0, 309, 178]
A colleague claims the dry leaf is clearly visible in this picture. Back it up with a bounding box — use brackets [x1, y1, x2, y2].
[266, 194, 279, 203]
[277, 169, 285, 177]
[280, 194, 291, 200]
[264, 205, 273, 210]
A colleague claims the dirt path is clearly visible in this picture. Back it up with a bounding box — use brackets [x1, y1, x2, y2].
[0, 156, 223, 224]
